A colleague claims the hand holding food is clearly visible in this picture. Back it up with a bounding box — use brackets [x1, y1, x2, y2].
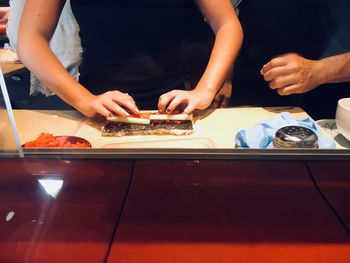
[76, 90, 140, 118]
[158, 89, 216, 114]
[260, 53, 321, 95]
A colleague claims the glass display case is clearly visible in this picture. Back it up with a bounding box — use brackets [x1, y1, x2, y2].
[2, 73, 350, 159]
[0, 1, 349, 263]
[0, 60, 349, 159]
[0, 1, 348, 159]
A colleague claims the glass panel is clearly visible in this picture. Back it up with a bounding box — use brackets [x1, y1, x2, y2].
[1, 1, 349, 158]
[0, 66, 21, 156]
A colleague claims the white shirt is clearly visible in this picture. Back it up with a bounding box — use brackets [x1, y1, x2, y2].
[7, 0, 83, 96]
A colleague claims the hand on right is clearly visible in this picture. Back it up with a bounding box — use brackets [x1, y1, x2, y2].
[260, 53, 321, 95]
[77, 90, 139, 118]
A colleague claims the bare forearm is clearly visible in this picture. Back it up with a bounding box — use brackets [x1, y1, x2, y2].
[317, 52, 350, 85]
[17, 0, 92, 111]
[195, 19, 243, 96]
[16, 0, 141, 117]
[17, 35, 92, 109]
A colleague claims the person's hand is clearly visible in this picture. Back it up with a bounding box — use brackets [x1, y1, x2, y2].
[260, 53, 321, 95]
[76, 90, 139, 118]
[213, 80, 232, 108]
[158, 89, 215, 114]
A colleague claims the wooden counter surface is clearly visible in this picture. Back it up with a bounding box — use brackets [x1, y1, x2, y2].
[10, 107, 318, 149]
[1, 62, 26, 75]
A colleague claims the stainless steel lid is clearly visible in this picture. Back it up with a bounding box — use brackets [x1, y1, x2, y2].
[273, 125, 318, 149]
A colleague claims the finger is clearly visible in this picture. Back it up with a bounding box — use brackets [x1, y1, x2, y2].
[260, 67, 265, 75]
[109, 90, 135, 104]
[119, 99, 140, 115]
[104, 100, 130, 117]
[124, 92, 136, 104]
[269, 74, 299, 90]
[261, 56, 289, 74]
[184, 103, 195, 114]
[277, 84, 300, 96]
[166, 96, 186, 114]
[110, 92, 139, 115]
[158, 91, 177, 113]
[263, 65, 295, 82]
[95, 104, 112, 117]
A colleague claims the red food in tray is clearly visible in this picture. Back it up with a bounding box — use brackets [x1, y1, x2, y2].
[23, 133, 91, 148]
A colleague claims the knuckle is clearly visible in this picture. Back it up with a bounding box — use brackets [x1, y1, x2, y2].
[271, 57, 282, 66]
[290, 62, 300, 70]
[168, 90, 177, 96]
[288, 53, 297, 59]
[159, 94, 167, 100]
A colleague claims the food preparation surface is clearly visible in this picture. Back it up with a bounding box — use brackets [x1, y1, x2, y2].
[13, 107, 313, 149]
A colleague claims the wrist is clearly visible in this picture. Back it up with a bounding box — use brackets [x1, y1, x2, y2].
[73, 92, 95, 115]
[194, 84, 217, 99]
[313, 59, 328, 86]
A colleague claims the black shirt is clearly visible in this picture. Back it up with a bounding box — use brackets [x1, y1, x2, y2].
[232, 0, 350, 119]
[70, 0, 214, 109]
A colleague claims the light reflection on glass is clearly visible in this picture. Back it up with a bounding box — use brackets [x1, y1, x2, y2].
[38, 179, 64, 198]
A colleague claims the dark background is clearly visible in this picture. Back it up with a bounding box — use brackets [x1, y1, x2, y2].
[232, 0, 350, 119]
[3, 0, 350, 119]
[71, 0, 214, 110]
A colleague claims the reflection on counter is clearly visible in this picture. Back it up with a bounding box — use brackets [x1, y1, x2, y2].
[38, 178, 64, 199]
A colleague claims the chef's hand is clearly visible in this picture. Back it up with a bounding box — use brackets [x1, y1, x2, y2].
[260, 53, 321, 95]
[158, 89, 215, 114]
[76, 90, 139, 118]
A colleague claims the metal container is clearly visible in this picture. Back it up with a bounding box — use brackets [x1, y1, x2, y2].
[273, 125, 318, 149]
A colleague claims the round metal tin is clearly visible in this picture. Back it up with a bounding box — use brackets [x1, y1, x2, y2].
[273, 125, 318, 149]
